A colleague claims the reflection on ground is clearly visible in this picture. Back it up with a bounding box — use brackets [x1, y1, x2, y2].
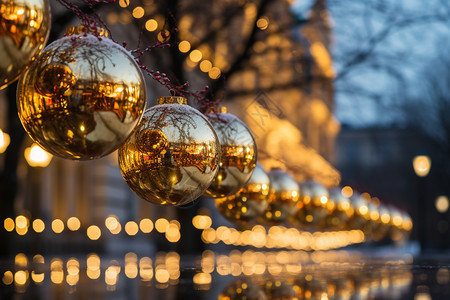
[1, 249, 449, 299]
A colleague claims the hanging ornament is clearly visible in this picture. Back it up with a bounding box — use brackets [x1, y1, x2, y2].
[321, 188, 353, 230]
[118, 96, 220, 206]
[0, 0, 51, 89]
[17, 26, 147, 159]
[215, 163, 270, 224]
[345, 192, 370, 231]
[371, 203, 391, 241]
[259, 168, 300, 224]
[219, 279, 267, 300]
[389, 207, 412, 242]
[290, 181, 332, 230]
[204, 107, 257, 198]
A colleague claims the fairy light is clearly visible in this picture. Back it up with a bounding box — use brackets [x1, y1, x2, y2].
[0, 129, 10, 153]
[32, 219, 45, 233]
[87, 225, 101, 240]
[4, 218, 14, 232]
[52, 219, 64, 233]
[24, 143, 52, 167]
[139, 218, 154, 233]
[178, 40, 191, 53]
[125, 221, 139, 236]
[200, 60, 213, 72]
[155, 218, 169, 233]
[132, 7, 144, 19]
[189, 50, 202, 62]
[256, 16, 269, 30]
[67, 217, 81, 231]
[208, 67, 221, 79]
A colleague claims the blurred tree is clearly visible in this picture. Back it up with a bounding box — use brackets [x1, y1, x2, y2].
[328, 0, 450, 125]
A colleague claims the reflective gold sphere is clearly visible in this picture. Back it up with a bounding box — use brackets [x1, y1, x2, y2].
[291, 181, 331, 230]
[321, 188, 352, 230]
[389, 207, 412, 242]
[17, 26, 146, 159]
[219, 279, 267, 300]
[371, 204, 391, 241]
[260, 168, 300, 224]
[215, 163, 270, 224]
[0, 0, 51, 89]
[346, 193, 370, 231]
[118, 96, 220, 206]
[204, 108, 257, 198]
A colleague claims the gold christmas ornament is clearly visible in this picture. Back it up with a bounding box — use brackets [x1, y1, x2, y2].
[219, 279, 267, 300]
[0, 0, 51, 89]
[17, 26, 146, 159]
[204, 107, 257, 198]
[371, 203, 391, 241]
[389, 207, 412, 242]
[321, 188, 353, 230]
[118, 96, 220, 206]
[291, 181, 332, 230]
[215, 163, 270, 224]
[346, 193, 370, 231]
[260, 168, 300, 224]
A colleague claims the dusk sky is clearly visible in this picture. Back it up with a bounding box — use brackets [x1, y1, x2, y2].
[294, 0, 450, 127]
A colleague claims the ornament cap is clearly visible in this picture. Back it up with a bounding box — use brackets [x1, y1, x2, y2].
[66, 25, 109, 38]
[206, 106, 227, 114]
[158, 96, 187, 105]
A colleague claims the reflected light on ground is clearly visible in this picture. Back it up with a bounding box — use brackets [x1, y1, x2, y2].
[139, 257, 153, 281]
[50, 258, 64, 284]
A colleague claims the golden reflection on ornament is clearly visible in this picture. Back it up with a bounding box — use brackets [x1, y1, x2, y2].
[291, 181, 331, 230]
[264, 280, 297, 300]
[260, 168, 300, 224]
[204, 107, 257, 198]
[219, 279, 267, 300]
[118, 96, 220, 206]
[216, 163, 270, 224]
[17, 26, 147, 159]
[0, 0, 51, 89]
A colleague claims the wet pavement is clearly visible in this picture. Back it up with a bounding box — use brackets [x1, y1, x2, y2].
[1, 248, 450, 299]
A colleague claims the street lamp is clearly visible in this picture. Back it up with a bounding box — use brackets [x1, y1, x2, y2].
[412, 155, 431, 252]
[413, 155, 431, 177]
